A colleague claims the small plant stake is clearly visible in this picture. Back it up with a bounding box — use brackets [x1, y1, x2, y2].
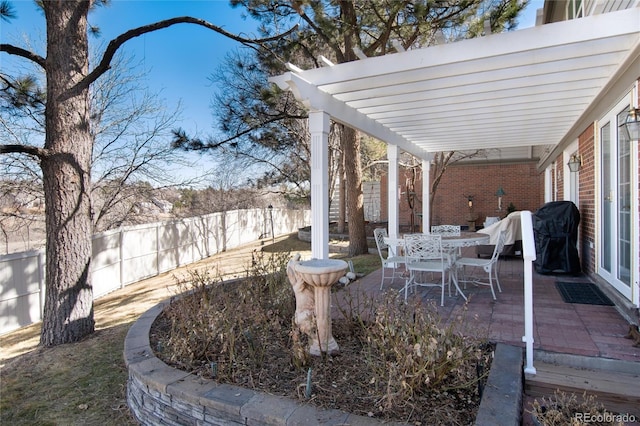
[305, 367, 312, 398]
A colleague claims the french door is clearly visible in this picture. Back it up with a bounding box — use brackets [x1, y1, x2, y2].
[598, 100, 632, 300]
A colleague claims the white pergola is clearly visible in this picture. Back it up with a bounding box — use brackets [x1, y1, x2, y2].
[270, 7, 640, 259]
[270, 7, 640, 375]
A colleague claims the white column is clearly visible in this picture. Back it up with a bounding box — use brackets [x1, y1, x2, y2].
[521, 210, 537, 375]
[309, 111, 330, 259]
[544, 167, 553, 203]
[422, 158, 431, 233]
[387, 144, 400, 239]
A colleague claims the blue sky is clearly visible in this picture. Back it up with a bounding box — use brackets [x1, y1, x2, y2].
[90, 0, 263, 139]
[3, 0, 543, 180]
[3, 0, 264, 181]
[3, 0, 260, 139]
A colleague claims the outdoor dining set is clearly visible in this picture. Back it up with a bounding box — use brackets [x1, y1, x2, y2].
[374, 226, 508, 306]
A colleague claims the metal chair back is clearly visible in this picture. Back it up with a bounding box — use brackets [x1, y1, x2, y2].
[430, 225, 461, 236]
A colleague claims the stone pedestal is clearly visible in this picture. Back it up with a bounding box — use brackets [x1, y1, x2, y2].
[292, 258, 347, 356]
[467, 211, 478, 231]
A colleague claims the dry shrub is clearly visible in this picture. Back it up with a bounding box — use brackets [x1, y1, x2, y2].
[157, 250, 295, 381]
[530, 390, 626, 426]
[152, 252, 492, 425]
[359, 294, 491, 413]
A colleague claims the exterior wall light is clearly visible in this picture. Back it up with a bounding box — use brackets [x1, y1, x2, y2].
[567, 153, 582, 173]
[495, 187, 506, 211]
[619, 107, 640, 141]
[465, 195, 477, 231]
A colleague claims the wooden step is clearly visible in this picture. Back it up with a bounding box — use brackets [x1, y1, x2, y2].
[525, 361, 640, 417]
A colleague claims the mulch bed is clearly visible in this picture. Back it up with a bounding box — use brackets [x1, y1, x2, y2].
[150, 304, 492, 426]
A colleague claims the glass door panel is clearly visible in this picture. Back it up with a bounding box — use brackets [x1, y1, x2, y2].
[598, 104, 633, 300]
[600, 123, 612, 273]
[616, 110, 631, 286]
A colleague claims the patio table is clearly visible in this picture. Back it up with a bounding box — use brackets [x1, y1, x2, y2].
[382, 236, 404, 256]
[440, 231, 490, 249]
[438, 232, 489, 301]
[385, 231, 489, 249]
[390, 232, 489, 302]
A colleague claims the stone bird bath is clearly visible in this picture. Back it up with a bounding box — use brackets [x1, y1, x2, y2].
[292, 258, 348, 356]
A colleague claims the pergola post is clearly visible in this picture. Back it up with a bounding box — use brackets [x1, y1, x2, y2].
[521, 211, 537, 374]
[422, 157, 431, 233]
[387, 144, 400, 238]
[309, 110, 330, 260]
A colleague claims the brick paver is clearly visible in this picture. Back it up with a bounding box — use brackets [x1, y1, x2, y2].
[336, 250, 640, 363]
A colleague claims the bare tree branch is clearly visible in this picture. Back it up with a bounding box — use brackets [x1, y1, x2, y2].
[171, 109, 306, 151]
[0, 44, 46, 69]
[0, 143, 49, 158]
[68, 17, 298, 100]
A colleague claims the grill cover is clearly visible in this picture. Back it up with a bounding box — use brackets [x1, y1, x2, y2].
[533, 201, 581, 275]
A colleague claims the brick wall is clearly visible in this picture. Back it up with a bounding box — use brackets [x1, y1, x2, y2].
[557, 158, 565, 200]
[380, 161, 544, 229]
[577, 125, 596, 275]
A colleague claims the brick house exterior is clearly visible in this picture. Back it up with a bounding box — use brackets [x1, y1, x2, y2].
[575, 125, 596, 276]
[380, 161, 544, 230]
[532, 1, 639, 315]
[546, 85, 639, 315]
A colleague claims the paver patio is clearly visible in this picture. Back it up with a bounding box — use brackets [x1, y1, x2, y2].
[336, 250, 639, 364]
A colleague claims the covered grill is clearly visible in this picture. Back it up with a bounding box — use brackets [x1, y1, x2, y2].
[532, 201, 581, 275]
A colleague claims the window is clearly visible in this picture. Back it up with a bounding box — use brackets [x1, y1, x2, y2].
[566, 0, 584, 19]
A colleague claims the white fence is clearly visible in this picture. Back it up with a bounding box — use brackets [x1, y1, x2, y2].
[329, 181, 380, 222]
[0, 208, 310, 335]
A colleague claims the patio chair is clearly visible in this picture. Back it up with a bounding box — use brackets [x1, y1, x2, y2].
[403, 233, 451, 306]
[455, 230, 507, 300]
[431, 224, 462, 256]
[430, 224, 461, 235]
[373, 228, 406, 290]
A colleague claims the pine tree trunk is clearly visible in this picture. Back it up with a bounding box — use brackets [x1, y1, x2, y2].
[342, 126, 368, 256]
[337, 3, 367, 256]
[40, 1, 95, 346]
[337, 152, 346, 234]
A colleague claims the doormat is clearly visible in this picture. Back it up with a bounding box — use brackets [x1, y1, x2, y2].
[555, 281, 614, 306]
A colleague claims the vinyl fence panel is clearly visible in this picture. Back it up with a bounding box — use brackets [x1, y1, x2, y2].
[0, 208, 310, 335]
[0, 250, 44, 333]
[91, 230, 122, 298]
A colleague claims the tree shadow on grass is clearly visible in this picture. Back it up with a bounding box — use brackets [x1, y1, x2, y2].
[0, 323, 137, 425]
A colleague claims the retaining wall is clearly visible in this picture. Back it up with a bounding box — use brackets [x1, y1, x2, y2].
[125, 298, 523, 425]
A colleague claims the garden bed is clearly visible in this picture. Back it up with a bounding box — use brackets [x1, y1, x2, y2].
[125, 252, 523, 425]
